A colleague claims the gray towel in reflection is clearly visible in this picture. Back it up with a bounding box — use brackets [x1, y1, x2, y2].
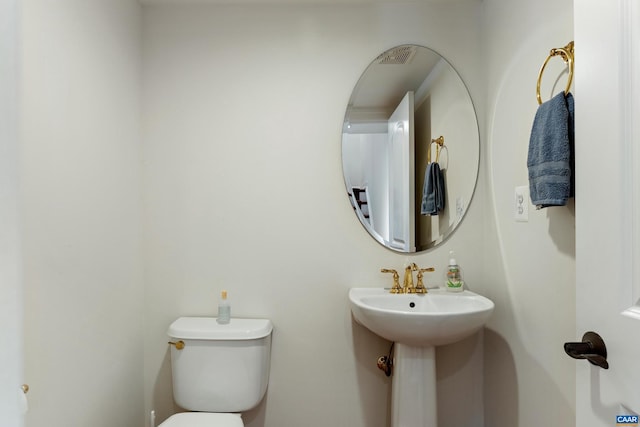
[527, 91, 575, 209]
[421, 162, 445, 216]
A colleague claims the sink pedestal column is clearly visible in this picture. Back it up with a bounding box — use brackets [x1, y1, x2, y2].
[392, 343, 437, 427]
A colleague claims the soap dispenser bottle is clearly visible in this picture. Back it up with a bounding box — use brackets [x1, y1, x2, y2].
[445, 251, 464, 292]
[217, 290, 230, 324]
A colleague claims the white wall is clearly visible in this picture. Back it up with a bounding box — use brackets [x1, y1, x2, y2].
[416, 59, 479, 246]
[481, 0, 576, 426]
[0, 0, 23, 425]
[20, 1, 143, 426]
[15, 1, 580, 426]
[141, 3, 489, 426]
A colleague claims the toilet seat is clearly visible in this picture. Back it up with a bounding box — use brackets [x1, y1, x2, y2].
[159, 413, 243, 427]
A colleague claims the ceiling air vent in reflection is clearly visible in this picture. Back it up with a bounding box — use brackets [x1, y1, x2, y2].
[376, 46, 417, 65]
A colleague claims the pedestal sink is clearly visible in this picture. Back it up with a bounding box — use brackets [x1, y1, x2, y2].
[349, 287, 494, 427]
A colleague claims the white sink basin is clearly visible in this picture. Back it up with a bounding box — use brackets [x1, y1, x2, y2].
[349, 287, 494, 347]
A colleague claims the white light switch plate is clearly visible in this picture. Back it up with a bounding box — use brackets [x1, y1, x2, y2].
[456, 196, 465, 220]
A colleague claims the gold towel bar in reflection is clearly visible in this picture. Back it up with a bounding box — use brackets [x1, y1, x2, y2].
[427, 136, 445, 164]
[536, 41, 574, 105]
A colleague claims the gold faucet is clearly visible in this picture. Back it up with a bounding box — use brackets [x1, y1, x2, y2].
[403, 263, 418, 293]
[382, 264, 435, 293]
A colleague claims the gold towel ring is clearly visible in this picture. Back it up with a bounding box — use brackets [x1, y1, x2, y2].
[427, 136, 445, 164]
[536, 41, 574, 105]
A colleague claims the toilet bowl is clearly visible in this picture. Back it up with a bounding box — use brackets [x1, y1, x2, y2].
[159, 317, 273, 427]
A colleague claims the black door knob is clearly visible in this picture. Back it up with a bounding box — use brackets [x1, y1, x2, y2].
[564, 331, 609, 369]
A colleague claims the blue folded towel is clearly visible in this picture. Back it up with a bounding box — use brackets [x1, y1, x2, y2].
[421, 163, 435, 215]
[527, 91, 575, 209]
[421, 162, 446, 215]
[435, 164, 445, 213]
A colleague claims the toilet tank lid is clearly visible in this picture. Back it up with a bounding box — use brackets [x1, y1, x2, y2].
[168, 317, 273, 340]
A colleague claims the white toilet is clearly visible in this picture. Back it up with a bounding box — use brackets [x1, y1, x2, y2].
[160, 317, 273, 427]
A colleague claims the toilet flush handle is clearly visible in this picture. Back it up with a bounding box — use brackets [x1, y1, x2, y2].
[168, 340, 185, 350]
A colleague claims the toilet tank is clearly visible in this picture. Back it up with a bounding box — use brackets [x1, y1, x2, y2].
[167, 317, 273, 412]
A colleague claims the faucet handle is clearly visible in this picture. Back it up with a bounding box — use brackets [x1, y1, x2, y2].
[415, 267, 435, 294]
[381, 268, 402, 294]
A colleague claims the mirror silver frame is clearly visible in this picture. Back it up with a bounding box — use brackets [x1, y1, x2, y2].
[342, 44, 480, 253]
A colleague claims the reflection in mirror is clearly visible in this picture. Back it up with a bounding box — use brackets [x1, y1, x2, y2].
[342, 45, 479, 253]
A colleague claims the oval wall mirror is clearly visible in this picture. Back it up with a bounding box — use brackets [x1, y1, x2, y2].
[342, 44, 479, 253]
